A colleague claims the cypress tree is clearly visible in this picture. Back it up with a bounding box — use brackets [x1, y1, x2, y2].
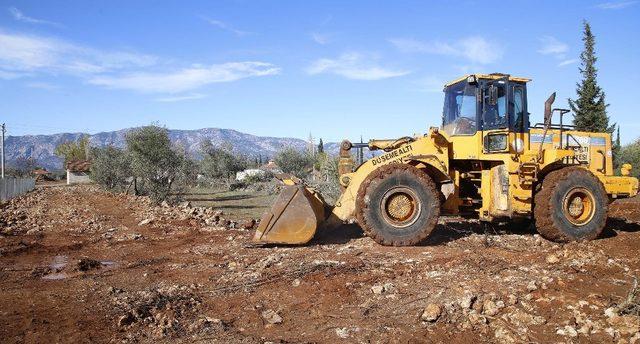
[569, 21, 614, 134]
[613, 127, 622, 169]
[317, 138, 324, 154]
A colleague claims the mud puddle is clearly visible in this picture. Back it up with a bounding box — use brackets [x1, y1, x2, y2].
[41, 255, 119, 280]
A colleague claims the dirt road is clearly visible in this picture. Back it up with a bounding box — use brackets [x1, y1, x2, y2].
[1, 185, 640, 343]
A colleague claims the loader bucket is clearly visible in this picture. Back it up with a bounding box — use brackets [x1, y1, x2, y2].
[253, 185, 326, 245]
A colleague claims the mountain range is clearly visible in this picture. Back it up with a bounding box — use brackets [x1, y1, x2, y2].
[4, 127, 341, 170]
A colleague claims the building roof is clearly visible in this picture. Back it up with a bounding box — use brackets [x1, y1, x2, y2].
[66, 160, 91, 172]
[444, 73, 532, 87]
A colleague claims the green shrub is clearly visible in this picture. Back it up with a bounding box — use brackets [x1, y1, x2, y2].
[200, 141, 248, 179]
[90, 146, 130, 191]
[55, 135, 89, 166]
[243, 171, 273, 184]
[619, 139, 640, 178]
[274, 147, 314, 177]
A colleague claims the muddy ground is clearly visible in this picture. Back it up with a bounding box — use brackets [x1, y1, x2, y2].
[1, 185, 640, 343]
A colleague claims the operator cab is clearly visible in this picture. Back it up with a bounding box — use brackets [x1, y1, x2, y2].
[442, 73, 531, 137]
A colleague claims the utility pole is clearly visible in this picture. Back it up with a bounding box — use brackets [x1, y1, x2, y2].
[1, 123, 5, 179]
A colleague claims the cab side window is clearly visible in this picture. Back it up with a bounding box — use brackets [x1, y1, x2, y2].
[513, 86, 525, 132]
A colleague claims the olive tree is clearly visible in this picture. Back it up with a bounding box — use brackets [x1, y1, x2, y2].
[274, 146, 314, 177]
[89, 146, 131, 191]
[199, 141, 248, 180]
[126, 126, 185, 202]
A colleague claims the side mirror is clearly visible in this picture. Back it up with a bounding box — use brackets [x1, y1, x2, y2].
[544, 92, 556, 124]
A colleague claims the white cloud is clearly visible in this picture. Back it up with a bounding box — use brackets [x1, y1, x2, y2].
[0, 31, 157, 77]
[155, 93, 206, 102]
[457, 37, 503, 65]
[538, 36, 577, 67]
[201, 17, 250, 36]
[596, 1, 637, 9]
[307, 52, 409, 80]
[310, 32, 331, 45]
[558, 58, 578, 67]
[538, 36, 568, 58]
[89, 62, 281, 93]
[389, 37, 503, 64]
[8, 7, 62, 27]
[0, 30, 280, 94]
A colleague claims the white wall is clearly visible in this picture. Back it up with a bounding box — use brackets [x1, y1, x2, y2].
[236, 169, 267, 181]
[67, 171, 91, 185]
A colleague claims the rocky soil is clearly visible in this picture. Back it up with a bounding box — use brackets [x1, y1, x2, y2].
[1, 185, 640, 343]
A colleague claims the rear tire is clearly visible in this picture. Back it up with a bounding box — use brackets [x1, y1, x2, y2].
[534, 167, 607, 242]
[356, 164, 440, 246]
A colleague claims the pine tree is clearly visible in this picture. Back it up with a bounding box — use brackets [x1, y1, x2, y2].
[569, 21, 614, 134]
[317, 138, 324, 153]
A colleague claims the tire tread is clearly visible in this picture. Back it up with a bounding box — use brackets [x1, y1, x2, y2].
[534, 166, 607, 242]
[355, 164, 440, 246]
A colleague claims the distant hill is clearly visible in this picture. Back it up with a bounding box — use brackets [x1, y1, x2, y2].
[5, 127, 341, 170]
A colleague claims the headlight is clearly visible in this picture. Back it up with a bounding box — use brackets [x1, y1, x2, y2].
[512, 138, 524, 154]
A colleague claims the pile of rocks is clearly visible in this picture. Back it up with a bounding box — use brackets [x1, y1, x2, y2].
[0, 186, 120, 236]
[410, 283, 640, 343]
[110, 284, 210, 338]
[0, 188, 47, 235]
[136, 200, 258, 231]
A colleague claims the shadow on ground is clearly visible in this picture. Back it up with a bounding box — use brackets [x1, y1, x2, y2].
[307, 217, 640, 247]
[310, 220, 538, 247]
[186, 194, 257, 202]
[601, 217, 640, 239]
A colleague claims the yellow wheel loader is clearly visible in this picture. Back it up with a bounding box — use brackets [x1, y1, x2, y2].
[254, 73, 639, 246]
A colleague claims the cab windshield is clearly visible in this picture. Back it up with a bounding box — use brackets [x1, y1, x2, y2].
[442, 82, 477, 136]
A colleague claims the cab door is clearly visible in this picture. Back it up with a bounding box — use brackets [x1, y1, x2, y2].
[479, 79, 513, 217]
[481, 79, 510, 154]
[511, 83, 529, 153]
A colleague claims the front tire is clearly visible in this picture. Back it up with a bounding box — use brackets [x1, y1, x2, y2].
[356, 164, 440, 246]
[534, 167, 607, 242]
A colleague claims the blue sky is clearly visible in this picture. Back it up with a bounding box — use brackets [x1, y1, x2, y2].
[0, 0, 639, 144]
